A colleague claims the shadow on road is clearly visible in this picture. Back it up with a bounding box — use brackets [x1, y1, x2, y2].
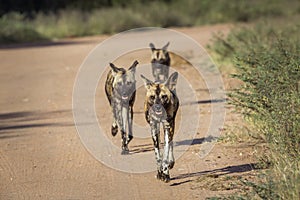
[130, 146, 154, 154]
[181, 98, 227, 106]
[170, 163, 257, 186]
[0, 39, 96, 50]
[129, 136, 218, 154]
[175, 135, 218, 146]
[0, 110, 74, 139]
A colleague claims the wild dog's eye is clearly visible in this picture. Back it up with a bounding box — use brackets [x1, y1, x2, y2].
[126, 81, 132, 85]
[161, 95, 168, 100]
[149, 95, 155, 100]
[117, 82, 122, 86]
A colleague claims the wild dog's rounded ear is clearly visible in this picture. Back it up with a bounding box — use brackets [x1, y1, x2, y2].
[149, 43, 155, 51]
[165, 72, 178, 92]
[140, 74, 154, 89]
[162, 42, 170, 51]
[109, 63, 121, 73]
[128, 60, 138, 72]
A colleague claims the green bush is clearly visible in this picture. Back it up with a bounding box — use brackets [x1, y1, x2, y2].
[1, 0, 300, 44]
[0, 12, 49, 44]
[210, 22, 300, 199]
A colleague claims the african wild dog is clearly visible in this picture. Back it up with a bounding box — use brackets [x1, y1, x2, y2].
[141, 72, 179, 182]
[149, 42, 171, 83]
[105, 60, 138, 155]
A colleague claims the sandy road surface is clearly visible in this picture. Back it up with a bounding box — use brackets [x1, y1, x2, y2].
[0, 24, 254, 199]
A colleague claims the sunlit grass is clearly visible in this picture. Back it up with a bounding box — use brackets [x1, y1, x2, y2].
[1, 0, 299, 44]
[209, 19, 300, 199]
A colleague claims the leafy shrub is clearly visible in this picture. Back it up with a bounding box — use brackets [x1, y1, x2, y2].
[210, 22, 300, 199]
[1, 0, 300, 44]
[0, 12, 49, 43]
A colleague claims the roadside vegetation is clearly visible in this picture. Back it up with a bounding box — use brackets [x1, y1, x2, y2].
[209, 16, 300, 199]
[1, 0, 299, 44]
[1, 0, 299, 199]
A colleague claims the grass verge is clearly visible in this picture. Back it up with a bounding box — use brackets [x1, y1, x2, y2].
[1, 0, 300, 44]
[209, 18, 300, 199]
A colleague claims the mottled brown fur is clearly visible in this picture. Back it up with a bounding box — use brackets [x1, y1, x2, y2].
[149, 42, 171, 83]
[105, 60, 138, 154]
[141, 72, 179, 182]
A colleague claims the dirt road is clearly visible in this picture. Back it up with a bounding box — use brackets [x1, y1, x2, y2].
[0, 24, 255, 199]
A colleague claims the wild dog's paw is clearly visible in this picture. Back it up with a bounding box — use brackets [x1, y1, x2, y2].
[121, 146, 129, 155]
[156, 171, 162, 180]
[121, 149, 129, 155]
[111, 126, 118, 136]
[160, 173, 170, 183]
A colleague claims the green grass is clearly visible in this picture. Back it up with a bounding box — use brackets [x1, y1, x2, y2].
[1, 0, 300, 44]
[209, 18, 300, 199]
[0, 12, 49, 44]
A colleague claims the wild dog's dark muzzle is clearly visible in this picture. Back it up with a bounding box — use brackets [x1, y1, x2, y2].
[116, 85, 135, 102]
[152, 104, 164, 115]
[120, 89, 129, 100]
[121, 94, 129, 100]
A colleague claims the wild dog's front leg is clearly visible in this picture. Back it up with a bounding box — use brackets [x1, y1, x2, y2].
[151, 65, 158, 81]
[161, 121, 173, 182]
[168, 122, 175, 169]
[127, 105, 133, 144]
[163, 66, 170, 83]
[111, 105, 119, 136]
[168, 141, 175, 169]
[150, 121, 161, 179]
[120, 106, 129, 155]
[111, 120, 118, 136]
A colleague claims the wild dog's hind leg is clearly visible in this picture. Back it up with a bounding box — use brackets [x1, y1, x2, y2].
[150, 121, 162, 179]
